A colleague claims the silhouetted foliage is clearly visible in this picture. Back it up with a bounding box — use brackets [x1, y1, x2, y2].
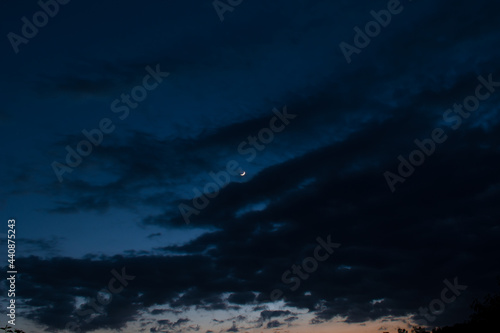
[431, 279, 500, 333]
[395, 280, 499, 333]
[396, 326, 431, 333]
[0, 325, 25, 333]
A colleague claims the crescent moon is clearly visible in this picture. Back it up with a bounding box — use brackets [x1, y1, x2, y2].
[240, 171, 246, 176]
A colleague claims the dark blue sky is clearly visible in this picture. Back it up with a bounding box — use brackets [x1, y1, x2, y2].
[1, 0, 500, 332]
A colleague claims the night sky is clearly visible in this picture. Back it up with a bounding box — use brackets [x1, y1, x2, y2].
[1, 0, 500, 332]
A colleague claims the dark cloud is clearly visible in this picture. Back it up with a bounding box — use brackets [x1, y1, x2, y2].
[266, 320, 284, 328]
[33, 61, 158, 97]
[147, 232, 162, 239]
[21, 91, 500, 330]
[2, 0, 500, 332]
[17, 236, 63, 257]
[150, 309, 168, 315]
[260, 310, 292, 321]
[227, 292, 255, 305]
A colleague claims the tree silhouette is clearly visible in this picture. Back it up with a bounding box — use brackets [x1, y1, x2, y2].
[431, 279, 500, 333]
[394, 280, 499, 333]
[396, 326, 430, 333]
[0, 325, 25, 333]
